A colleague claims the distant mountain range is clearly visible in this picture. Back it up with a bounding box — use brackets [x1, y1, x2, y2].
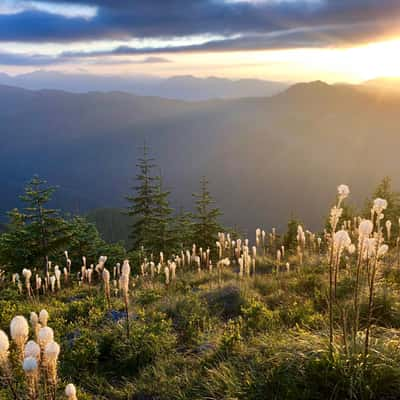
[1, 79, 400, 235]
[0, 71, 288, 101]
[362, 77, 400, 95]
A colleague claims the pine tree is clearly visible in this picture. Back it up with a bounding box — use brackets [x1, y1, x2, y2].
[192, 177, 223, 252]
[67, 216, 126, 269]
[149, 175, 175, 255]
[284, 217, 303, 253]
[68, 216, 104, 262]
[126, 143, 160, 254]
[173, 207, 194, 252]
[23, 176, 71, 272]
[0, 209, 34, 271]
[1, 176, 71, 272]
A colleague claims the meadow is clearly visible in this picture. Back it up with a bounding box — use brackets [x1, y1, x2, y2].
[1, 181, 400, 400]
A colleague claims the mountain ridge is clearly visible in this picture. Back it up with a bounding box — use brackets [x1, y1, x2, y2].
[0, 71, 289, 101]
[1, 80, 400, 233]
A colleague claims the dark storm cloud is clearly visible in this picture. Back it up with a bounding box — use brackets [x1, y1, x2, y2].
[61, 20, 394, 59]
[1, 0, 400, 51]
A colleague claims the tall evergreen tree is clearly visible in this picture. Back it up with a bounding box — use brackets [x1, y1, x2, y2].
[284, 216, 303, 253]
[126, 143, 176, 256]
[126, 143, 158, 252]
[192, 177, 223, 252]
[173, 207, 194, 252]
[0, 176, 71, 272]
[150, 175, 175, 255]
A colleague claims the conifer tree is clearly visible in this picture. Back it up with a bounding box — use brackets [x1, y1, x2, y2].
[173, 207, 194, 252]
[68, 216, 103, 261]
[150, 175, 175, 255]
[126, 143, 174, 255]
[23, 176, 71, 272]
[0, 176, 70, 272]
[192, 177, 223, 252]
[0, 209, 34, 270]
[284, 217, 303, 253]
[126, 143, 157, 252]
[67, 215, 126, 269]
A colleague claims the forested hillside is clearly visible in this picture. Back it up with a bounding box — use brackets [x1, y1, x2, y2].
[1, 82, 400, 232]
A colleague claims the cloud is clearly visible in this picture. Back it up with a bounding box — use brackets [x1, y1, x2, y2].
[0, 51, 67, 66]
[0, 49, 171, 67]
[140, 57, 171, 64]
[61, 21, 399, 58]
[0, 0, 400, 52]
[91, 56, 172, 65]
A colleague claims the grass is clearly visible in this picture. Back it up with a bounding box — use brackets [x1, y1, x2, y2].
[2, 255, 400, 399]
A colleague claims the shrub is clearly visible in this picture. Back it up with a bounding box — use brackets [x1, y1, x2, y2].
[165, 294, 211, 345]
[98, 309, 176, 378]
[204, 285, 246, 320]
[241, 298, 278, 335]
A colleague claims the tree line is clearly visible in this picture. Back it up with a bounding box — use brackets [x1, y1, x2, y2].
[1, 139, 399, 273]
[0, 144, 224, 272]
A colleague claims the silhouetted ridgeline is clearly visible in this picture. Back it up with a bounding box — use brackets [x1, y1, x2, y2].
[1, 81, 400, 233]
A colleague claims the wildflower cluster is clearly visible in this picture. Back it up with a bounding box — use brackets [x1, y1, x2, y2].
[0, 310, 77, 399]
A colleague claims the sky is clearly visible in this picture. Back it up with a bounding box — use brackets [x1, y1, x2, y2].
[1, 0, 400, 82]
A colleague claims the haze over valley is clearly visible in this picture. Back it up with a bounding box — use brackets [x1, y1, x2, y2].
[1, 76, 400, 237]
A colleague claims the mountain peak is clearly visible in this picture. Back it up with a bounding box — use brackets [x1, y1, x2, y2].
[288, 80, 330, 91]
[280, 80, 332, 98]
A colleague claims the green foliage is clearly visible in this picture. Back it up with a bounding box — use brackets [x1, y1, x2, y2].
[125, 142, 160, 253]
[96, 241, 127, 270]
[98, 309, 176, 378]
[62, 326, 101, 377]
[4, 174, 400, 399]
[204, 285, 246, 320]
[125, 144, 181, 257]
[149, 175, 176, 255]
[364, 176, 400, 243]
[219, 317, 244, 355]
[67, 216, 103, 262]
[172, 208, 195, 252]
[165, 294, 211, 345]
[0, 177, 124, 273]
[280, 299, 324, 329]
[192, 176, 223, 253]
[2, 259, 400, 399]
[283, 217, 303, 253]
[0, 176, 71, 271]
[125, 146, 223, 257]
[241, 298, 278, 335]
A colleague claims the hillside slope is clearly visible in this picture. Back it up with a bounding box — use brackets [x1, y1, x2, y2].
[1, 82, 399, 233]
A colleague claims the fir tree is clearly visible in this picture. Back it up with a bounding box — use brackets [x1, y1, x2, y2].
[67, 215, 126, 270]
[149, 175, 175, 255]
[68, 216, 103, 262]
[284, 217, 303, 253]
[192, 177, 223, 252]
[126, 143, 174, 255]
[126, 143, 158, 252]
[0, 209, 34, 270]
[173, 207, 194, 252]
[0, 176, 71, 272]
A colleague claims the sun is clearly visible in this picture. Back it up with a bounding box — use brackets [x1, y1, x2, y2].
[348, 39, 400, 81]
